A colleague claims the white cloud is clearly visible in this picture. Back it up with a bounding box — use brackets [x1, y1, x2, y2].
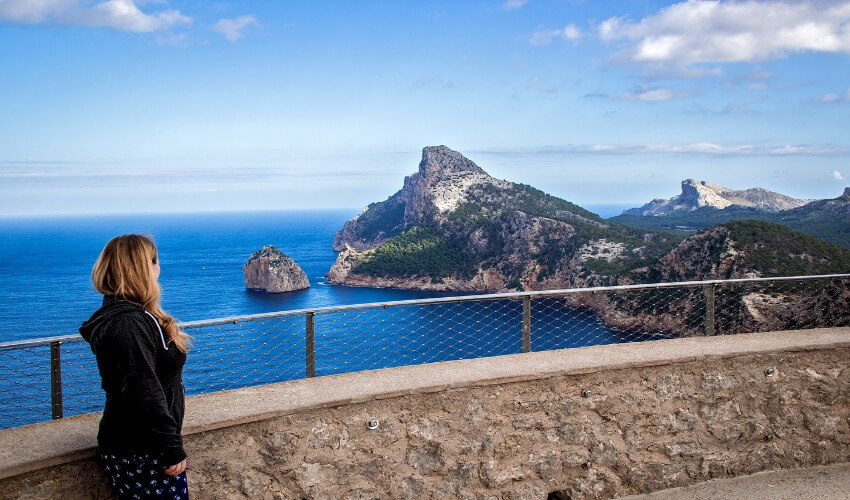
[599, 0, 850, 65]
[574, 143, 850, 156]
[529, 23, 581, 46]
[816, 88, 850, 102]
[212, 14, 257, 42]
[618, 86, 694, 101]
[479, 143, 850, 157]
[563, 24, 581, 39]
[0, 0, 75, 23]
[834, 170, 845, 180]
[504, 0, 529, 10]
[0, 0, 191, 32]
[87, 0, 189, 32]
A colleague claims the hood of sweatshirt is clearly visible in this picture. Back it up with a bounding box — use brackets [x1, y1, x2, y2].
[79, 295, 144, 346]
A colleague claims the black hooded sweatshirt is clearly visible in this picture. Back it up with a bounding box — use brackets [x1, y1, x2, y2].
[79, 295, 187, 466]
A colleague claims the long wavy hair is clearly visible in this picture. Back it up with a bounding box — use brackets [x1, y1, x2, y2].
[92, 234, 190, 352]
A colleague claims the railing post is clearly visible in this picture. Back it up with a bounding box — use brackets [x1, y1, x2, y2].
[50, 341, 63, 420]
[704, 284, 716, 336]
[522, 296, 531, 353]
[305, 312, 316, 378]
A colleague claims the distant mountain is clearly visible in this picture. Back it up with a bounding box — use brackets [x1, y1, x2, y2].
[776, 187, 850, 226]
[328, 146, 683, 291]
[623, 179, 811, 216]
[612, 187, 850, 248]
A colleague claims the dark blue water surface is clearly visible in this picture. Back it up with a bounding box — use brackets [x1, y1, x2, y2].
[0, 211, 655, 428]
[0, 210, 469, 341]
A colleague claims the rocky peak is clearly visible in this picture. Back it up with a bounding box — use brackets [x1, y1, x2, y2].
[679, 179, 733, 209]
[624, 179, 810, 216]
[333, 146, 510, 252]
[401, 146, 499, 223]
[842, 187, 850, 198]
[418, 145, 486, 181]
[332, 145, 583, 255]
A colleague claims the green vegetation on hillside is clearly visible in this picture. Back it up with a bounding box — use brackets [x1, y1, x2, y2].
[509, 184, 601, 221]
[449, 182, 602, 222]
[446, 181, 686, 277]
[611, 206, 767, 232]
[351, 225, 478, 278]
[726, 220, 850, 276]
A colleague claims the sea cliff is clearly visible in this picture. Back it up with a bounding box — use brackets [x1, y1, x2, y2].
[328, 146, 681, 292]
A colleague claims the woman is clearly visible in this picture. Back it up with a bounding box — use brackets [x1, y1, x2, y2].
[80, 234, 191, 499]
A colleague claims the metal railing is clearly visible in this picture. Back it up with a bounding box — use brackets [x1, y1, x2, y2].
[1, 274, 849, 429]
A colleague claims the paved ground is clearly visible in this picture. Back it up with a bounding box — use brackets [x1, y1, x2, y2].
[620, 463, 850, 500]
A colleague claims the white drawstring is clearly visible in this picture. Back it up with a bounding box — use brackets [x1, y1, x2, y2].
[144, 311, 169, 350]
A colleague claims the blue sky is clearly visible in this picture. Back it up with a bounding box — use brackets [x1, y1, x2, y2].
[1, 0, 849, 216]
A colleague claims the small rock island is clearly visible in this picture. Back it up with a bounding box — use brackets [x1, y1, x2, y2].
[243, 245, 310, 293]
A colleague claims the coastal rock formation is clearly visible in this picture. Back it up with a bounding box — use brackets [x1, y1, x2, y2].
[244, 246, 310, 293]
[327, 147, 850, 337]
[328, 145, 683, 292]
[624, 179, 810, 216]
[332, 146, 512, 252]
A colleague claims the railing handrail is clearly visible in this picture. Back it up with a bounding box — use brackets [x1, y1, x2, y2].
[2, 273, 848, 351]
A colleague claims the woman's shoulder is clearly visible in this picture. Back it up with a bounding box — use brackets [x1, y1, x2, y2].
[100, 308, 159, 344]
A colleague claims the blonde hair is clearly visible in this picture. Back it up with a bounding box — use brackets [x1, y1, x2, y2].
[92, 234, 190, 352]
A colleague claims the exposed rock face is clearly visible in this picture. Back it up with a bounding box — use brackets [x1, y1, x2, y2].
[332, 146, 511, 252]
[648, 225, 748, 282]
[244, 246, 310, 293]
[624, 179, 811, 216]
[599, 220, 850, 336]
[328, 145, 682, 292]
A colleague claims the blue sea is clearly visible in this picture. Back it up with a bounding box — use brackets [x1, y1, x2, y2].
[0, 210, 654, 428]
[0, 210, 474, 342]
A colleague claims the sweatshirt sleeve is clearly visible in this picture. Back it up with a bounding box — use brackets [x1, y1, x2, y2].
[109, 314, 186, 466]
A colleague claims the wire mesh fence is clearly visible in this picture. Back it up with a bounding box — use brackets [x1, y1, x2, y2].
[1, 274, 849, 430]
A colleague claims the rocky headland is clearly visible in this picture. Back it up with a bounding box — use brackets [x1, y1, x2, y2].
[244, 246, 310, 293]
[326, 146, 850, 336]
[328, 145, 683, 292]
[623, 179, 811, 216]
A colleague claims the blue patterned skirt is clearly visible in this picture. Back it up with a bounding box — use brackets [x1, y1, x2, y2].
[98, 452, 189, 499]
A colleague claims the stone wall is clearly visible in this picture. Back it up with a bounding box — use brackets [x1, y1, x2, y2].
[1, 328, 849, 499]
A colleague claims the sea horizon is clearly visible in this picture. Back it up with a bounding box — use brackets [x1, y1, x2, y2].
[0, 209, 488, 343]
[0, 203, 636, 221]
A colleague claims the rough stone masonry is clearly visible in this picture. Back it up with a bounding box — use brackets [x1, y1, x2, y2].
[3, 339, 848, 499]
